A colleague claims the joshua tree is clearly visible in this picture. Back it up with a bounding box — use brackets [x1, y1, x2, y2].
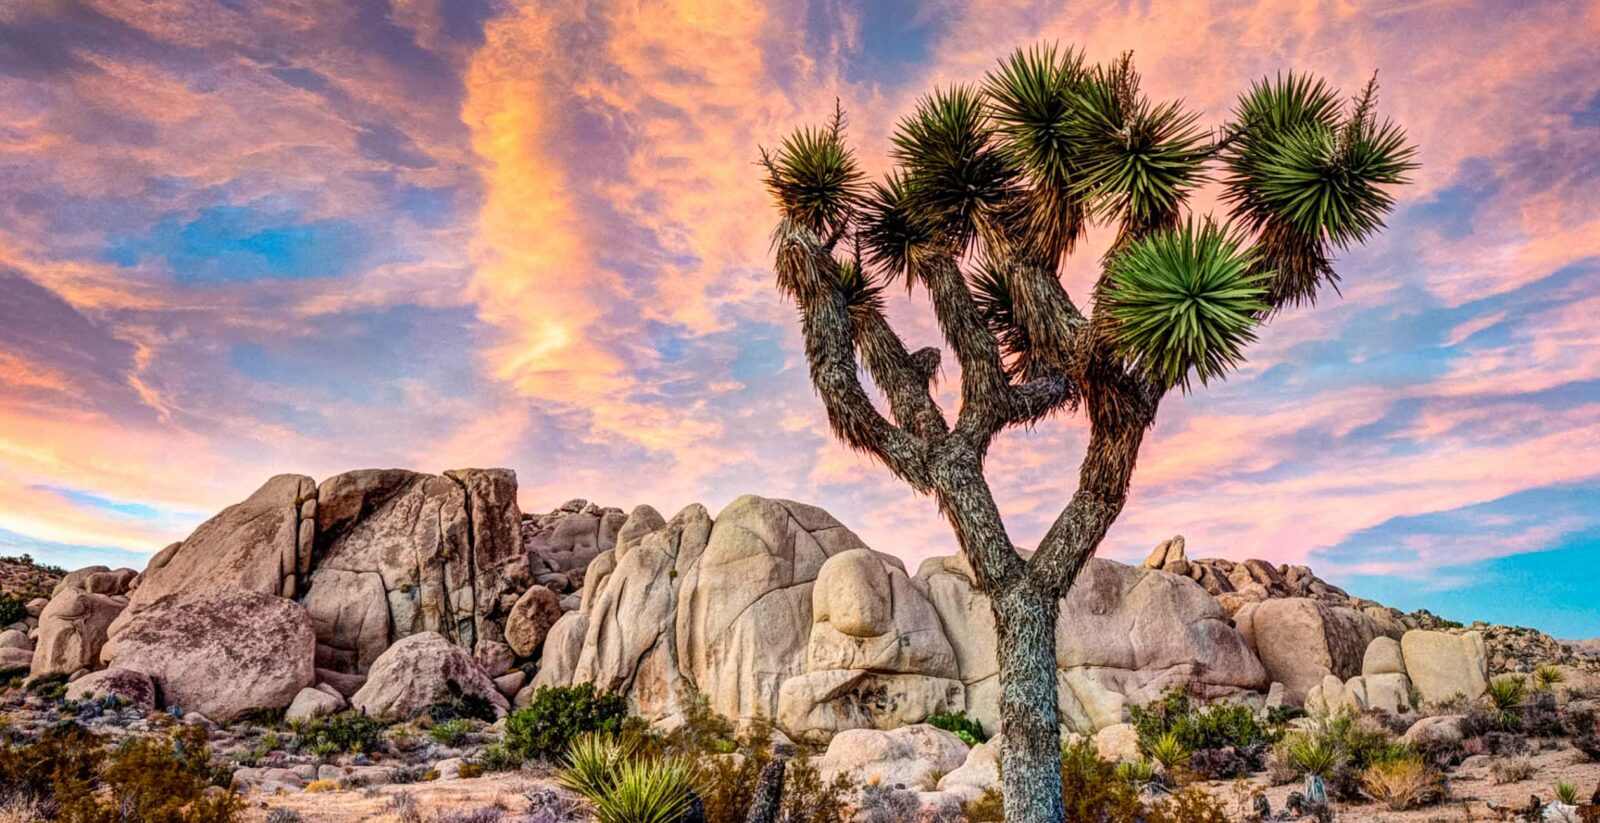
[761, 44, 1414, 822]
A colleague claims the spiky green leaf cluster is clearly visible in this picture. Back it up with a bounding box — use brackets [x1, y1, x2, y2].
[1223, 73, 1416, 305]
[1065, 56, 1208, 233]
[857, 172, 935, 287]
[762, 113, 864, 241]
[984, 44, 1090, 260]
[889, 85, 1019, 253]
[1100, 219, 1269, 390]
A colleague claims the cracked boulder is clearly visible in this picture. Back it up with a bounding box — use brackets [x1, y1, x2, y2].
[303, 468, 522, 673]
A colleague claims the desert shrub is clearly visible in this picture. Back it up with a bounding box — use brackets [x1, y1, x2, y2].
[1146, 785, 1231, 823]
[1459, 706, 1502, 738]
[293, 712, 388, 755]
[962, 787, 1005, 822]
[1488, 755, 1536, 784]
[1276, 713, 1412, 802]
[476, 742, 523, 773]
[389, 764, 429, 784]
[457, 761, 484, 779]
[89, 725, 243, 823]
[1360, 756, 1444, 810]
[1144, 729, 1192, 773]
[857, 783, 920, 823]
[304, 779, 339, 793]
[1187, 746, 1249, 780]
[1561, 701, 1600, 758]
[1130, 689, 1272, 774]
[505, 683, 628, 761]
[0, 722, 106, 816]
[776, 755, 850, 823]
[264, 810, 304, 823]
[386, 791, 422, 823]
[1521, 690, 1563, 738]
[1060, 739, 1144, 822]
[1556, 780, 1579, 805]
[926, 711, 987, 745]
[0, 594, 25, 627]
[427, 719, 473, 747]
[1114, 758, 1157, 790]
[433, 808, 503, 823]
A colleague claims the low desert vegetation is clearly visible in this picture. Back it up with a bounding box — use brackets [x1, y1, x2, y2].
[0, 722, 241, 823]
[504, 683, 629, 762]
[925, 710, 987, 745]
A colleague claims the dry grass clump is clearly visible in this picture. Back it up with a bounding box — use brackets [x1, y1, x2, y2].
[1488, 755, 1537, 785]
[1359, 757, 1445, 810]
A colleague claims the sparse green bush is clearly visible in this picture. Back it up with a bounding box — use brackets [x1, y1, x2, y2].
[476, 742, 523, 773]
[505, 683, 628, 761]
[0, 594, 25, 627]
[926, 711, 987, 745]
[1059, 739, 1144, 821]
[292, 712, 388, 755]
[1488, 755, 1535, 784]
[1129, 688, 1273, 775]
[1484, 675, 1527, 727]
[428, 719, 473, 747]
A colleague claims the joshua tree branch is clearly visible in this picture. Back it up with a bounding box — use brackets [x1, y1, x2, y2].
[852, 307, 950, 441]
[778, 225, 934, 491]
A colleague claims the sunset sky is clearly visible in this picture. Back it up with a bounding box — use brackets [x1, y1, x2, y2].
[2, 1, 1598, 637]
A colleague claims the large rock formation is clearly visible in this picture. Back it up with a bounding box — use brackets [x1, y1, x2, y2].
[32, 466, 1521, 745]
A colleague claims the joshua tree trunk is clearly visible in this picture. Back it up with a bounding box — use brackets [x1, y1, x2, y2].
[762, 45, 1413, 823]
[993, 582, 1064, 822]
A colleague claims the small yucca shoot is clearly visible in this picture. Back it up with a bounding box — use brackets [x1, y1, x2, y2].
[1556, 780, 1579, 805]
[1532, 665, 1564, 692]
[1144, 730, 1191, 771]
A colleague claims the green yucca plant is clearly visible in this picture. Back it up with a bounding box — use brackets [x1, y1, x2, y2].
[1557, 780, 1579, 805]
[1114, 758, 1157, 789]
[1100, 218, 1270, 390]
[558, 732, 634, 800]
[1532, 665, 1565, 692]
[1144, 730, 1191, 772]
[1286, 733, 1342, 778]
[1485, 675, 1527, 725]
[591, 756, 696, 823]
[762, 41, 1414, 823]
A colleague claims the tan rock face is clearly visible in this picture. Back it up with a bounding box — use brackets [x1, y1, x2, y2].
[1242, 597, 1396, 704]
[1402, 630, 1488, 704]
[676, 496, 868, 724]
[30, 588, 126, 678]
[126, 475, 313, 611]
[350, 631, 508, 720]
[504, 585, 561, 658]
[101, 587, 315, 721]
[919, 556, 1265, 732]
[778, 669, 965, 743]
[309, 469, 522, 670]
[286, 686, 346, 722]
[815, 724, 970, 790]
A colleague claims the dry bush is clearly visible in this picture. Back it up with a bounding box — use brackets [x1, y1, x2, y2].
[1360, 758, 1445, 810]
[1488, 756, 1537, 785]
